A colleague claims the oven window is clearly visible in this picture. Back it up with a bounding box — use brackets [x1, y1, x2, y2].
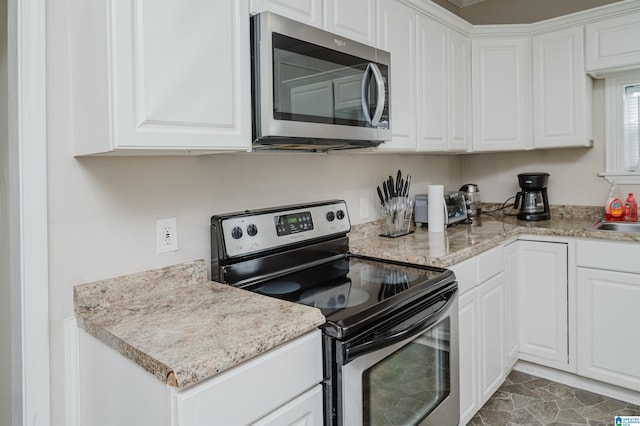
[362, 318, 450, 425]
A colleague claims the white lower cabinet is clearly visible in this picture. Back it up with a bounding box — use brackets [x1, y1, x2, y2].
[458, 287, 480, 424]
[76, 327, 323, 426]
[452, 245, 509, 425]
[517, 240, 569, 370]
[577, 240, 640, 393]
[478, 272, 507, 402]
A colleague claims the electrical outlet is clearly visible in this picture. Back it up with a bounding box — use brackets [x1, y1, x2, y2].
[360, 197, 369, 219]
[156, 217, 177, 253]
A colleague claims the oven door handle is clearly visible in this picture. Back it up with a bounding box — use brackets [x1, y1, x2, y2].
[345, 289, 456, 362]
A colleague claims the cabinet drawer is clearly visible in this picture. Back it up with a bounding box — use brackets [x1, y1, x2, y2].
[478, 245, 504, 283]
[450, 256, 478, 294]
[577, 240, 640, 274]
[173, 330, 322, 425]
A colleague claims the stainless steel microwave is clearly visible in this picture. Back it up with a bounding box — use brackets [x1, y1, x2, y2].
[250, 12, 391, 151]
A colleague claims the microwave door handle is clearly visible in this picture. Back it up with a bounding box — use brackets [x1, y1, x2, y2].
[361, 64, 374, 125]
[361, 63, 386, 126]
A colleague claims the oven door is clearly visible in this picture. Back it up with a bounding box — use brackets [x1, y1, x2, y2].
[338, 286, 459, 426]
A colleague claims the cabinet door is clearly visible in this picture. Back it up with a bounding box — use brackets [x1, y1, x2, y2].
[585, 12, 640, 75]
[503, 241, 519, 369]
[471, 38, 531, 152]
[458, 289, 480, 426]
[478, 272, 506, 403]
[449, 28, 471, 152]
[324, 0, 376, 46]
[416, 15, 448, 152]
[533, 27, 592, 149]
[577, 268, 640, 392]
[518, 241, 568, 369]
[250, 0, 323, 28]
[251, 385, 323, 425]
[72, 0, 252, 155]
[376, 0, 417, 151]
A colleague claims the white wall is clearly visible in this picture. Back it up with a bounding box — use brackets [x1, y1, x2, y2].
[0, 0, 11, 423]
[461, 79, 640, 206]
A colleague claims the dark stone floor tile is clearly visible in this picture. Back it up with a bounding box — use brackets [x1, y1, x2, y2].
[523, 378, 553, 390]
[508, 371, 537, 384]
[484, 397, 515, 411]
[478, 409, 512, 426]
[545, 383, 577, 400]
[575, 406, 612, 424]
[574, 389, 606, 407]
[509, 407, 540, 425]
[528, 401, 559, 424]
[500, 383, 544, 400]
[555, 408, 588, 424]
[513, 394, 538, 410]
[556, 397, 586, 410]
[616, 408, 640, 416]
[593, 397, 628, 414]
[533, 387, 563, 401]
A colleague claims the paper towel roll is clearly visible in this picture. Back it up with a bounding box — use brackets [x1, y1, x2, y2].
[428, 185, 445, 233]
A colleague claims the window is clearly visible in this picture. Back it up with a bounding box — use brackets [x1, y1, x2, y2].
[603, 70, 640, 184]
[624, 84, 640, 171]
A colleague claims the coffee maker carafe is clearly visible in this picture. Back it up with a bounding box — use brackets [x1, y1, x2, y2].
[514, 172, 550, 221]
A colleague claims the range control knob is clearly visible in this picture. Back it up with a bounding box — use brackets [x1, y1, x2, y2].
[246, 224, 258, 237]
[326, 211, 335, 222]
[336, 210, 345, 220]
[231, 226, 243, 240]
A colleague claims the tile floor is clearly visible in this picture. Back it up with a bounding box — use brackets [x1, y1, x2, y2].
[468, 371, 640, 426]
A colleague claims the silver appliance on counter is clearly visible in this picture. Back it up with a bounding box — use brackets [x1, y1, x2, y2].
[414, 191, 468, 227]
[211, 200, 459, 426]
[251, 12, 391, 151]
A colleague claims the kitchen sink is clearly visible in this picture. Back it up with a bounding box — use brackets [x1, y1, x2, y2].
[587, 219, 640, 233]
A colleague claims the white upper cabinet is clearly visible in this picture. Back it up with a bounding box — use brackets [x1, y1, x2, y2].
[532, 27, 593, 149]
[324, 0, 376, 46]
[70, 0, 251, 155]
[449, 29, 472, 152]
[471, 37, 532, 152]
[416, 16, 470, 152]
[376, 0, 417, 151]
[585, 11, 640, 76]
[416, 15, 471, 152]
[416, 14, 449, 152]
[251, 0, 323, 28]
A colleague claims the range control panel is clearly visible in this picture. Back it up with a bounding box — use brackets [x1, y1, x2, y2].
[217, 200, 351, 258]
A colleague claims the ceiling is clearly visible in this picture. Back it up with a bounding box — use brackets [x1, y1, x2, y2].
[445, 0, 489, 6]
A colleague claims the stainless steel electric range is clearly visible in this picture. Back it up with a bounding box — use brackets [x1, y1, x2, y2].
[211, 200, 459, 426]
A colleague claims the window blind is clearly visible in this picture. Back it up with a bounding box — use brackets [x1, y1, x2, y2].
[624, 84, 640, 172]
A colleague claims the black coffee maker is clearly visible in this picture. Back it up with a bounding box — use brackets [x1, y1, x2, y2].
[514, 172, 550, 221]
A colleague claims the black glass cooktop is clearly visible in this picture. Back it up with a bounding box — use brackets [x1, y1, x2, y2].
[242, 254, 454, 339]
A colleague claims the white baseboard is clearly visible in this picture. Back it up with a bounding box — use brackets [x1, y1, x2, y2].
[514, 360, 640, 406]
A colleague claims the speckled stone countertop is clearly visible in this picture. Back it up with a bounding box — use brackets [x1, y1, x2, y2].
[74, 259, 325, 389]
[348, 207, 640, 268]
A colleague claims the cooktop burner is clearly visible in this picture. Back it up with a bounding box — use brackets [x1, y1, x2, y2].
[300, 283, 370, 309]
[256, 281, 301, 295]
[241, 254, 451, 338]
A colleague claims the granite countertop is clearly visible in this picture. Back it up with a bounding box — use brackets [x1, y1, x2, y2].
[73, 259, 325, 389]
[348, 209, 640, 268]
[73, 207, 636, 390]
